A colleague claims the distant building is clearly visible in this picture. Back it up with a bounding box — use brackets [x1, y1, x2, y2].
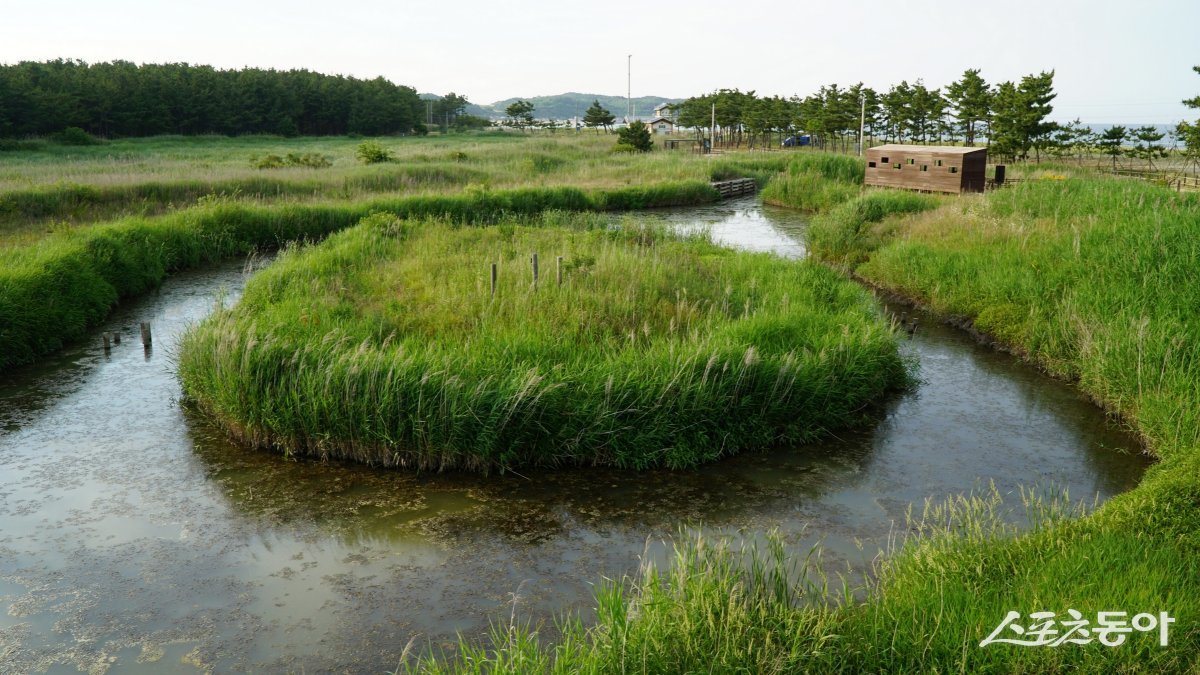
[864, 144, 987, 194]
[646, 103, 677, 134]
[646, 116, 676, 134]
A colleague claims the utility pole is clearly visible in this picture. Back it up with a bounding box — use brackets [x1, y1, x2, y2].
[626, 54, 632, 124]
[859, 94, 866, 156]
[711, 103, 716, 150]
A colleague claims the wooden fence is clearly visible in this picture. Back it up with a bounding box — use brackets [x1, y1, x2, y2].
[1107, 168, 1200, 192]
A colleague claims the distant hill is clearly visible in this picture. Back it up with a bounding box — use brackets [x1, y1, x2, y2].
[419, 92, 684, 121]
[485, 93, 682, 120]
[418, 93, 495, 119]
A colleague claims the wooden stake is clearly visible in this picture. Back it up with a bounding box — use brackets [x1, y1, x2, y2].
[102, 332, 112, 351]
[490, 262, 497, 298]
[112, 332, 120, 344]
[531, 253, 539, 288]
[556, 256, 563, 286]
[140, 322, 152, 347]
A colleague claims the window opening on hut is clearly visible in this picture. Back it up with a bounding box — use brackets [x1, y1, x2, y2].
[949, 166, 958, 173]
[921, 165, 928, 171]
[868, 161, 877, 168]
[936, 159, 943, 167]
[881, 157, 889, 163]
[893, 163, 901, 169]
[907, 158, 915, 165]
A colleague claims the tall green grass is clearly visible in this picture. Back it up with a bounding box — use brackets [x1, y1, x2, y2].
[785, 171, 1200, 672]
[806, 190, 942, 266]
[0, 182, 718, 371]
[178, 212, 908, 471]
[856, 176, 1200, 455]
[410, 485, 1197, 673]
[760, 154, 865, 212]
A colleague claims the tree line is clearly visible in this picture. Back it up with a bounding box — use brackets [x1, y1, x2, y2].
[672, 68, 1195, 164]
[0, 59, 427, 138]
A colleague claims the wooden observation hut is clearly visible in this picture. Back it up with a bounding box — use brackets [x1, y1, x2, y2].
[864, 144, 987, 194]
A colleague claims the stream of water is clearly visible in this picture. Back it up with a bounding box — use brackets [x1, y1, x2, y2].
[0, 199, 1149, 672]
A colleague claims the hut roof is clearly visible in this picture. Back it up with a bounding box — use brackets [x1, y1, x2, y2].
[868, 144, 986, 155]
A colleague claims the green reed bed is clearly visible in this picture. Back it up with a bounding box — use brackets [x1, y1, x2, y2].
[806, 189, 943, 265]
[178, 212, 907, 472]
[0, 134, 801, 232]
[0, 181, 718, 371]
[0, 164, 493, 233]
[760, 153, 865, 212]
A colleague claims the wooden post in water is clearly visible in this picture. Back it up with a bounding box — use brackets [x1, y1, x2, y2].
[490, 263, 497, 298]
[140, 322, 152, 348]
[102, 332, 112, 351]
[531, 253, 539, 289]
[556, 256, 563, 287]
[112, 332, 120, 344]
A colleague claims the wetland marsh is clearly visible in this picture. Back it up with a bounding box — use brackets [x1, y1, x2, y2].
[0, 198, 1149, 672]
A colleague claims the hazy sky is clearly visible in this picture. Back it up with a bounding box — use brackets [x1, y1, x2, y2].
[3, 0, 1197, 123]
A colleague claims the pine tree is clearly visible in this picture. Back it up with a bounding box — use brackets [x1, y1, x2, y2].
[988, 71, 1057, 161]
[583, 99, 615, 132]
[504, 100, 535, 130]
[1130, 125, 1167, 169]
[1096, 126, 1127, 169]
[1183, 65, 1200, 109]
[1181, 66, 1200, 172]
[616, 120, 653, 152]
[945, 69, 992, 146]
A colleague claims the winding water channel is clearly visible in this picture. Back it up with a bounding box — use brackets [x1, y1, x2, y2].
[0, 198, 1150, 672]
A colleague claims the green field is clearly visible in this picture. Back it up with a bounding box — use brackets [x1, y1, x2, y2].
[0, 133, 789, 243]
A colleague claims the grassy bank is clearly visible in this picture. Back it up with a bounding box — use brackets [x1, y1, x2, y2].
[0, 181, 718, 371]
[410, 169, 1200, 672]
[177, 212, 908, 471]
[805, 171, 1200, 670]
[413, 486, 1196, 674]
[760, 153, 865, 212]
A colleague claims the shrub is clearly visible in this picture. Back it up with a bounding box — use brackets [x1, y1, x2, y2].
[55, 126, 104, 146]
[251, 154, 286, 169]
[355, 141, 393, 164]
[616, 121, 653, 152]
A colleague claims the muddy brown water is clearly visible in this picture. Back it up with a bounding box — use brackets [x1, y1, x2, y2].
[0, 199, 1150, 672]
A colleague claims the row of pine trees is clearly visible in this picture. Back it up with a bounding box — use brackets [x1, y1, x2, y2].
[672, 69, 1191, 164]
[0, 59, 426, 138]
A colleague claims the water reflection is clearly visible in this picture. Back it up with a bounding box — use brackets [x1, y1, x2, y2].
[0, 200, 1150, 672]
